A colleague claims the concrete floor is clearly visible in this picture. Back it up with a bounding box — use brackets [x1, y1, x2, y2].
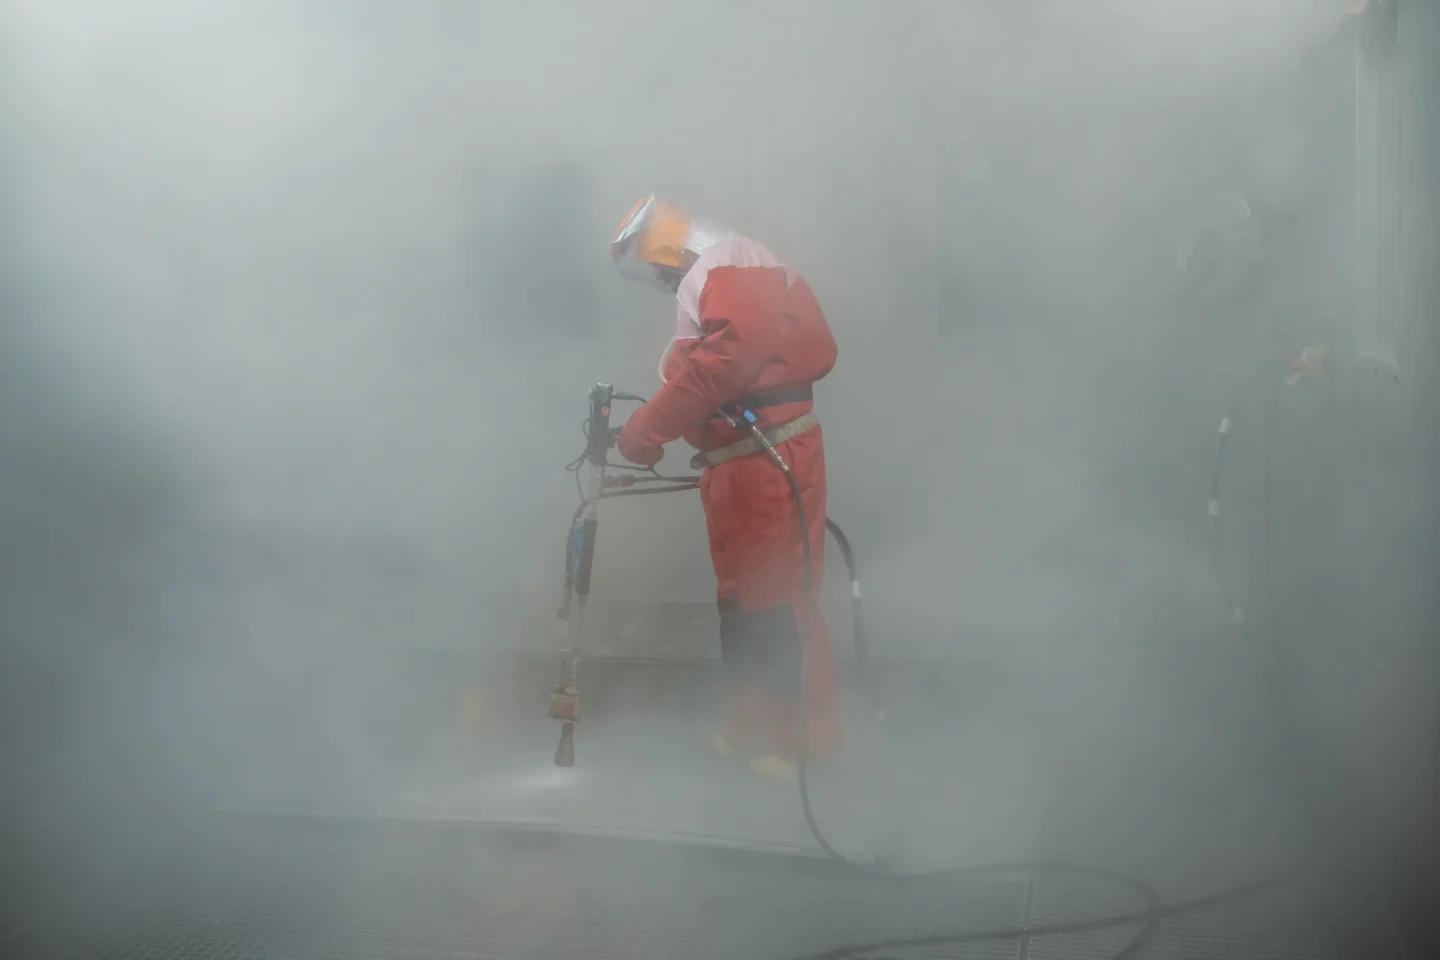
[221, 646, 1311, 885]
[16, 644, 1396, 960]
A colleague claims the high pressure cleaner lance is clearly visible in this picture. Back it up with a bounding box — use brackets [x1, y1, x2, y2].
[551, 383, 614, 767]
[551, 384, 678, 767]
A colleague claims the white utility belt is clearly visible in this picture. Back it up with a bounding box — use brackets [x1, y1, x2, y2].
[689, 412, 818, 470]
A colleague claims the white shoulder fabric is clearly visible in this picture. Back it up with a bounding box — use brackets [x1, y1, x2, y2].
[661, 234, 785, 384]
[672, 234, 783, 338]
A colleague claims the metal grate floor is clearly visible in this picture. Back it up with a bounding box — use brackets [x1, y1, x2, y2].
[17, 818, 1403, 960]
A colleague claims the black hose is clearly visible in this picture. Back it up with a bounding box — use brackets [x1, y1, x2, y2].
[759, 449, 1308, 960]
[792, 863, 1299, 960]
[822, 517, 867, 670]
[561, 402, 1304, 960]
[771, 465, 844, 860]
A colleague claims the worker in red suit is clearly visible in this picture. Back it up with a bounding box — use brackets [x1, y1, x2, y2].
[610, 195, 842, 782]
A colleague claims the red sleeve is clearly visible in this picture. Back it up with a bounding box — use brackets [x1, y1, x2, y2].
[618, 265, 787, 457]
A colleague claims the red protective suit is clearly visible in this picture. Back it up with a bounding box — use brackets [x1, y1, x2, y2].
[617, 259, 842, 764]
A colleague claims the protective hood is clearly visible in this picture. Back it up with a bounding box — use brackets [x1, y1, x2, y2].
[613, 195, 789, 383]
[610, 194, 731, 295]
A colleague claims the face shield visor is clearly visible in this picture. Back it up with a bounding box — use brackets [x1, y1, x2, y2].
[611, 195, 729, 296]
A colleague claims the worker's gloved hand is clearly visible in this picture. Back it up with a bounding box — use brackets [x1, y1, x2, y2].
[615, 419, 664, 466]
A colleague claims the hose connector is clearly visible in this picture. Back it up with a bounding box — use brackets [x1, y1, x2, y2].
[721, 404, 792, 474]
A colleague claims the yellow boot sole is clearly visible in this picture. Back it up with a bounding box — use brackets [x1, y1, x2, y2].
[749, 754, 797, 783]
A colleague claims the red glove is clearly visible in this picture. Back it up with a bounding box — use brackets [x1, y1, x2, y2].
[616, 419, 664, 466]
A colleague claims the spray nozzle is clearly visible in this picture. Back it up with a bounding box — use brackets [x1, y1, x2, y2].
[549, 684, 578, 767]
[554, 722, 575, 767]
